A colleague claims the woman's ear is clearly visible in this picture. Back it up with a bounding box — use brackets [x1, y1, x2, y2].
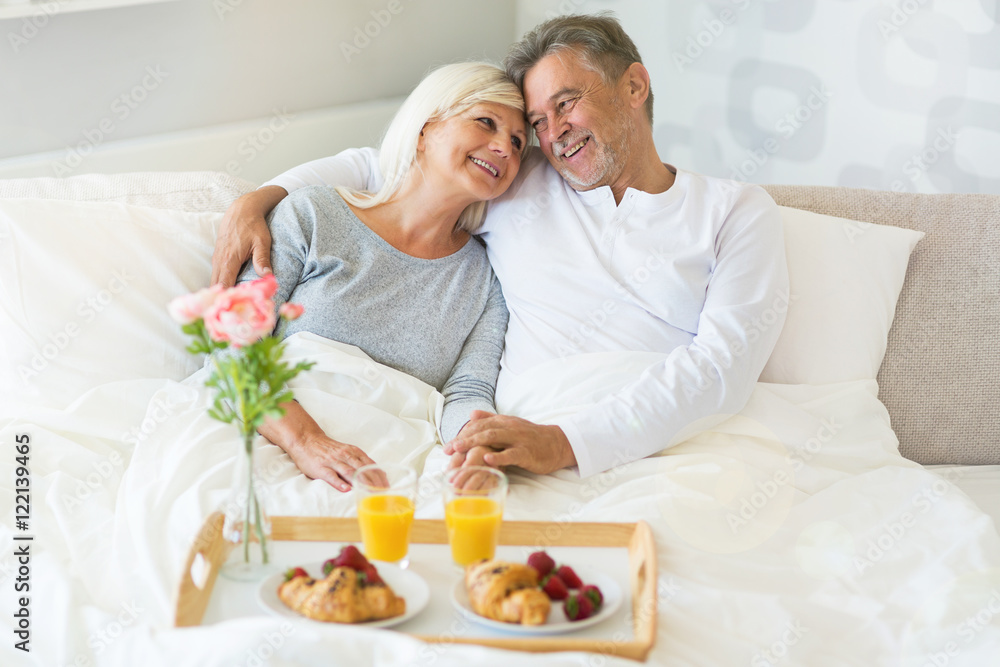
[416, 124, 428, 152]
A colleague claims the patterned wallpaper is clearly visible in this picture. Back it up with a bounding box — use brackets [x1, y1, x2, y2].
[516, 0, 1000, 194]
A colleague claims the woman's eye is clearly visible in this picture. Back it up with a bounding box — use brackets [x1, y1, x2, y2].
[512, 136, 523, 150]
[478, 117, 496, 129]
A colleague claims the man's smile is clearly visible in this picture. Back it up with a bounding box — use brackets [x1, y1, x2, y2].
[556, 136, 591, 160]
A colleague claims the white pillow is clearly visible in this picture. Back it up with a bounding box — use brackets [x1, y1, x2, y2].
[0, 198, 924, 409]
[0, 198, 220, 409]
[759, 206, 924, 385]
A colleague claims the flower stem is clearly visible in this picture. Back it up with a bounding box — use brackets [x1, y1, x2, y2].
[243, 429, 253, 564]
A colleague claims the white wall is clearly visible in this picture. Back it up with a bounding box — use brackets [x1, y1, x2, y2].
[515, 0, 1000, 194]
[0, 0, 515, 176]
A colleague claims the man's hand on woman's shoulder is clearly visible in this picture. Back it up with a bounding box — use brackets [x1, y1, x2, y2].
[211, 186, 287, 286]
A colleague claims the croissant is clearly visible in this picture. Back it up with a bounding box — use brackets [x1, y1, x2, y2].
[465, 559, 551, 625]
[278, 567, 405, 623]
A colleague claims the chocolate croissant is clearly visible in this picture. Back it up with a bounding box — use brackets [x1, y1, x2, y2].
[278, 567, 405, 623]
[465, 559, 551, 625]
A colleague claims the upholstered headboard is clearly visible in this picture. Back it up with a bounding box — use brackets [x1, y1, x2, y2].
[2, 173, 996, 465]
[763, 185, 1000, 465]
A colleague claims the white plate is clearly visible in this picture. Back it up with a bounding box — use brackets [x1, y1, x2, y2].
[258, 561, 430, 628]
[451, 566, 623, 635]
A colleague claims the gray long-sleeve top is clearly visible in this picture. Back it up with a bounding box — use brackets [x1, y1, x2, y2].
[237, 185, 508, 442]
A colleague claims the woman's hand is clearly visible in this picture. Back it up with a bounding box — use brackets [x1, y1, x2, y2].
[447, 444, 496, 471]
[283, 432, 376, 492]
[258, 400, 374, 492]
[211, 186, 287, 287]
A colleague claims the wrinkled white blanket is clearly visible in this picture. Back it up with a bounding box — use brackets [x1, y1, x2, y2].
[2, 338, 999, 666]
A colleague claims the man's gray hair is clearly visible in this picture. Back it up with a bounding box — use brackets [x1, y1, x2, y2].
[504, 12, 653, 125]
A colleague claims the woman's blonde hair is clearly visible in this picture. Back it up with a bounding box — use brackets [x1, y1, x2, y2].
[336, 62, 525, 234]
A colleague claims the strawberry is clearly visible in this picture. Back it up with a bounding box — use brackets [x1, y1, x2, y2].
[334, 545, 370, 571]
[541, 573, 569, 600]
[563, 593, 595, 621]
[284, 567, 309, 582]
[555, 565, 583, 589]
[527, 551, 556, 578]
[362, 562, 383, 585]
[580, 584, 603, 610]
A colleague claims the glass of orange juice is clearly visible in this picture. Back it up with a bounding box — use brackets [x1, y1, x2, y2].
[443, 466, 508, 566]
[354, 463, 417, 567]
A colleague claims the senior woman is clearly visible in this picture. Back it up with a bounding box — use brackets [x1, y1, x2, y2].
[238, 62, 527, 492]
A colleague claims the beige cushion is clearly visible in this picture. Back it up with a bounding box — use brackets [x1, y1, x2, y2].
[763, 185, 1000, 465]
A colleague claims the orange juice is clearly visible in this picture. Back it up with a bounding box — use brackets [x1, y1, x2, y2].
[444, 496, 503, 565]
[357, 494, 415, 562]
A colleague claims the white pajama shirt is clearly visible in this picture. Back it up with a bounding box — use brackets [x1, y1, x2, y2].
[265, 147, 788, 477]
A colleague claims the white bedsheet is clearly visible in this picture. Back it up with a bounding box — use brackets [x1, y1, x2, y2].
[931, 465, 1000, 531]
[2, 338, 999, 666]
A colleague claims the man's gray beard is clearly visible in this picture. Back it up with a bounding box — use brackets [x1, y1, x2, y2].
[558, 107, 634, 191]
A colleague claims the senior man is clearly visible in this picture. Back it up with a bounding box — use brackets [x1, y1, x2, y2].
[211, 13, 788, 481]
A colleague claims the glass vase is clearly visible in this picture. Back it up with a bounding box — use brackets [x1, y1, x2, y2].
[220, 429, 273, 581]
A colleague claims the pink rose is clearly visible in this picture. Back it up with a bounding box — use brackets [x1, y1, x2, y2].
[168, 285, 223, 324]
[278, 303, 305, 320]
[203, 284, 277, 348]
[247, 273, 278, 299]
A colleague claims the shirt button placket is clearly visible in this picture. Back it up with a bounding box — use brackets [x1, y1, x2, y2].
[604, 196, 636, 268]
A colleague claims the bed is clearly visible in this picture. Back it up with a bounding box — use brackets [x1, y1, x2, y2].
[1, 170, 998, 667]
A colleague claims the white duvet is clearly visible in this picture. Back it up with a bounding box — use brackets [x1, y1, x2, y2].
[2, 336, 999, 667]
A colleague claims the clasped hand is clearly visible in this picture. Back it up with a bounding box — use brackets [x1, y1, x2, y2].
[444, 410, 576, 474]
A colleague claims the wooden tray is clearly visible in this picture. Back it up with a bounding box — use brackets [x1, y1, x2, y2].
[175, 513, 657, 661]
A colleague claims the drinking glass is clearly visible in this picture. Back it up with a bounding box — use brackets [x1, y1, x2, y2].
[354, 463, 417, 567]
[443, 466, 508, 566]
